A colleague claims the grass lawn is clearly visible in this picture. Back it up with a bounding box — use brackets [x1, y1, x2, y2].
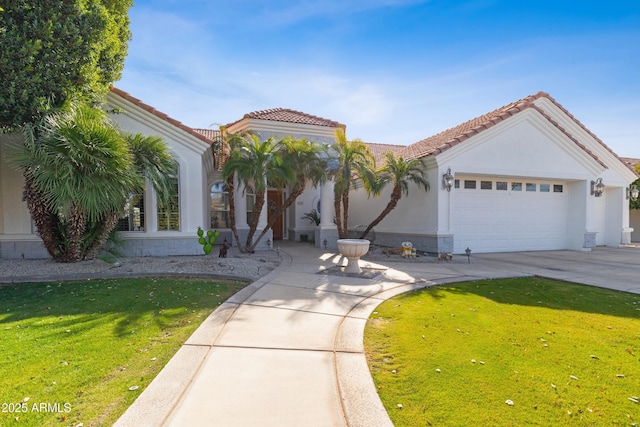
[364, 277, 640, 426]
[0, 277, 247, 427]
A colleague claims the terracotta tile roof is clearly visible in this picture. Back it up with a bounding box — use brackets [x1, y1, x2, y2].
[621, 157, 640, 176]
[398, 92, 608, 169]
[227, 108, 345, 129]
[109, 87, 215, 146]
[193, 128, 221, 141]
[365, 142, 406, 166]
[193, 128, 227, 170]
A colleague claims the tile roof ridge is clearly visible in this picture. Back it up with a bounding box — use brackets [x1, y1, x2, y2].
[398, 91, 611, 165]
[109, 86, 214, 146]
[399, 93, 540, 160]
[227, 107, 345, 129]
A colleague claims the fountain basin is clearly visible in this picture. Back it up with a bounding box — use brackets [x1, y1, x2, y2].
[337, 239, 370, 274]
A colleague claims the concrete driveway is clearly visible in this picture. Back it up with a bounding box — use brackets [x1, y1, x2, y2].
[115, 244, 639, 427]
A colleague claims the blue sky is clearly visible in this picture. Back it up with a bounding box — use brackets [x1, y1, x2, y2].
[116, 0, 640, 157]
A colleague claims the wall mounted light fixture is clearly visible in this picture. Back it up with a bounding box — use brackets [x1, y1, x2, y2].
[630, 183, 639, 201]
[443, 168, 454, 192]
[590, 178, 605, 197]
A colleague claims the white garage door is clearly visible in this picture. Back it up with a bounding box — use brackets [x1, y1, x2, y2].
[452, 178, 568, 253]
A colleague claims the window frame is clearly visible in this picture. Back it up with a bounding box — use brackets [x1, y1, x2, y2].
[157, 172, 180, 231]
[210, 182, 230, 229]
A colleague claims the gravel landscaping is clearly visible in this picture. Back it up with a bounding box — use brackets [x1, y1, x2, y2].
[0, 247, 282, 283]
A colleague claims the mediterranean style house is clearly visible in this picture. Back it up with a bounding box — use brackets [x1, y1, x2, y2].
[0, 88, 637, 259]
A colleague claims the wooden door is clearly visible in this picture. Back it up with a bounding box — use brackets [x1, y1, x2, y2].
[267, 190, 283, 239]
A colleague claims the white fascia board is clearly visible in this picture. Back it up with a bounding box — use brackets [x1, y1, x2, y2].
[434, 109, 605, 178]
[533, 98, 636, 182]
[106, 93, 211, 157]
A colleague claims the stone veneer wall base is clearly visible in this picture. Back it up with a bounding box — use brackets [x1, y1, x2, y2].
[372, 232, 454, 254]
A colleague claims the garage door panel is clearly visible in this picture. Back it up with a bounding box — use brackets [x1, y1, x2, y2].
[452, 178, 568, 253]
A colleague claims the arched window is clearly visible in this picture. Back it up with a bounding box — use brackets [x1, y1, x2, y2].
[245, 186, 255, 225]
[210, 182, 229, 229]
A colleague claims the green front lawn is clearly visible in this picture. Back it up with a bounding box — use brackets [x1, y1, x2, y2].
[0, 277, 247, 427]
[364, 277, 640, 426]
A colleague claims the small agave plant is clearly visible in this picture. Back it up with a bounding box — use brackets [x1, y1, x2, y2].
[197, 227, 220, 254]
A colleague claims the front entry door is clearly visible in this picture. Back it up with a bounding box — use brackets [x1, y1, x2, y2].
[267, 190, 283, 239]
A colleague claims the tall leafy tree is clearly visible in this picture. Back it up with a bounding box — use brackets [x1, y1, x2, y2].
[221, 133, 293, 252]
[10, 103, 176, 262]
[1, 0, 133, 261]
[631, 164, 640, 210]
[331, 128, 376, 239]
[0, 0, 132, 130]
[359, 152, 429, 239]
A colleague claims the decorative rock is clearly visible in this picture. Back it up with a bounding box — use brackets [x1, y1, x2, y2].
[505, 399, 514, 406]
[436, 368, 441, 373]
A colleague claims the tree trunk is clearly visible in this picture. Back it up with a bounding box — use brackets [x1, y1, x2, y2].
[250, 182, 305, 252]
[22, 175, 63, 259]
[83, 209, 121, 260]
[334, 192, 344, 239]
[245, 190, 266, 250]
[63, 205, 87, 262]
[359, 186, 402, 239]
[341, 191, 349, 238]
[226, 174, 244, 252]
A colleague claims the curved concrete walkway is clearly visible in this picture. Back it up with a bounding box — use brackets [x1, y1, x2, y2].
[114, 243, 640, 426]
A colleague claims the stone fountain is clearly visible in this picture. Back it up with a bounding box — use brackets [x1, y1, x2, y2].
[336, 239, 370, 274]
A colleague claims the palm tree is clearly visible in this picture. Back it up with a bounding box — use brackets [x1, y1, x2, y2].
[10, 103, 176, 262]
[331, 128, 376, 239]
[251, 137, 328, 249]
[359, 152, 429, 239]
[221, 133, 293, 251]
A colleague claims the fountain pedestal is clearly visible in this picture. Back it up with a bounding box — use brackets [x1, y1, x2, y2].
[337, 239, 370, 274]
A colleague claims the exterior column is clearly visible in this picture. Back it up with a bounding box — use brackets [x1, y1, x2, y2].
[232, 176, 249, 248]
[250, 185, 272, 251]
[316, 180, 339, 250]
[234, 176, 248, 229]
[320, 180, 334, 226]
[258, 189, 268, 230]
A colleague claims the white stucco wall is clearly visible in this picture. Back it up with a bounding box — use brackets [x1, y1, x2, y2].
[349, 108, 632, 253]
[0, 135, 36, 236]
[107, 93, 213, 240]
